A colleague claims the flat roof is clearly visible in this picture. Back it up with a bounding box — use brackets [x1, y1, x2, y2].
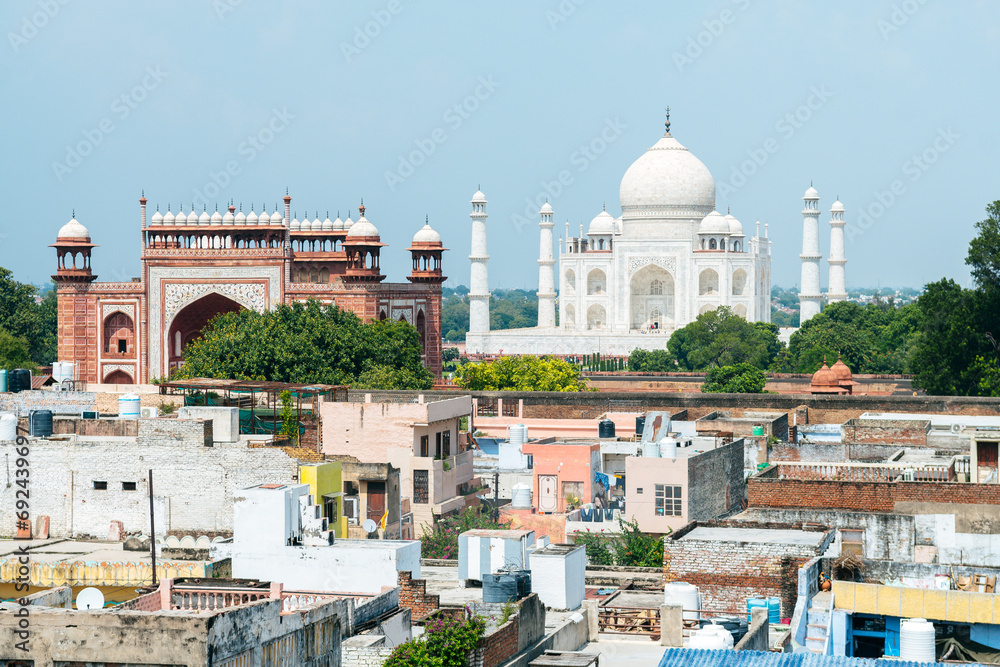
[680, 526, 826, 547]
[531, 544, 583, 557]
[461, 529, 534, 539]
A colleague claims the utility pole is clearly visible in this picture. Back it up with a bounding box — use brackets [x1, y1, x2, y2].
[148, 469, 157, 587]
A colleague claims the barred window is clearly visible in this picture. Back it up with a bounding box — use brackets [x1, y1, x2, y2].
[655, 484, 683, 517]
[414, 470, 429, 504]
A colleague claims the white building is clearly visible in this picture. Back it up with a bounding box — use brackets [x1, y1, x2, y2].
[466, 113, 772, 356]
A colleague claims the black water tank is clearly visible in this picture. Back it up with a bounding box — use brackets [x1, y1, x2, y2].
[483, 573, 520, 603]
[10, 369, 30, 394]
[598, 418, 615, 438]
[515, 570, 531, 598]
[29, 410, 53, 437]
[635, 415, 646, 438]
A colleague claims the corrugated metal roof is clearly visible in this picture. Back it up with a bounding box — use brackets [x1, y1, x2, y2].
[657, 649, 985, 667]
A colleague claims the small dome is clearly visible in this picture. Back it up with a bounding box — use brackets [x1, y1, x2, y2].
[211, 210, 223, 225]
[343, 215, 354, 229]
[163, 209, 175, 224]
[235, 210, 246, 225]
[811, 360, 838, 387]
[290, 217, 301, 231]
[471, 190, 487, 204]
[150, 210, 163, 225]
[540, 202, 554, 214]
[300, 214, 312, 232]
[199, 210, 211, 225]
[223, 210, 235, 225]
[831, 355, 852, 381]
[804, 186, 819, 199]
[412, 222, 442, 244]
[587, 210, 616, 236]
[322, 215, 334, 231]
[174, 210, 187, 225]
[313, 215, 322, 230]
[724, 213, 743, 236]
[831, 200, 845, 212]
[57, 217, 90, 240]
[698, 210, 728, 235]
[270, 211, 283, 225]
[347, 215, 379, 238]
[247, 209, 259, 225]
[333, 215, 344, 231]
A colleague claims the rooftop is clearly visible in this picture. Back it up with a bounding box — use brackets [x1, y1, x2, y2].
[679, 526, 827, 547]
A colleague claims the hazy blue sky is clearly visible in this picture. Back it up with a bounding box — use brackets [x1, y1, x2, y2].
[2, 1, 997, 291]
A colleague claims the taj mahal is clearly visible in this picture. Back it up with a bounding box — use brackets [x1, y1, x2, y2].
[466, 112, 775, 357]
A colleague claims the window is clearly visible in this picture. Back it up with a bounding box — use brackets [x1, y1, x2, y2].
[324, 496, 339, 525]
[118, 339, 127, 353]
[636, 487, 643, 494]
[420, 435, 429, 457]
[94, 481, 108, 490]
[122, 481, 137, 491]
[435, 432, 442, 459]
[655, 484, 683, 516]
[442, 430, 451, 458]
[649, 279, 663, 295]
[413, 470, 429, 504]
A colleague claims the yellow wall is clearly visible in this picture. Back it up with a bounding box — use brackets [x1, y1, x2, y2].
[833, 580, 1000, 624]
[299, 462, 346, 538]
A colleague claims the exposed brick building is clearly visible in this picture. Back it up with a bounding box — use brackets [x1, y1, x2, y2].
[51, 195, 446, 384]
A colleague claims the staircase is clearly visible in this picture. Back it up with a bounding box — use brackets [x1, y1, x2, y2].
[805, 591, 832, 654]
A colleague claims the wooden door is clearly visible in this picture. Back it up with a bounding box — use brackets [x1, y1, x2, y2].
[978, 442, 998, 468]
[366, 481, 386, 522]
[538, 475, 558, 513]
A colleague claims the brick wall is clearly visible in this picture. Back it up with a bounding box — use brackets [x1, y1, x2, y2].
[663, 521, 832, 618]
[841, 418, 930, 446]
[397, 570, 439, 620]
[748, 477, 1000, 513]
[0, 390, 96, 417]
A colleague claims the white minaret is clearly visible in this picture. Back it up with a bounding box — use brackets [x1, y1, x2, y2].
[468, 189, 490, 334]
[827, 199, 848, 303]
[798, 185, 823, 323]
[537, 202, 556, 328]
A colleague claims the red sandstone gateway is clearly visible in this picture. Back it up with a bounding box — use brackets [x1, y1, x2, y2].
[51, 195, 446, 383]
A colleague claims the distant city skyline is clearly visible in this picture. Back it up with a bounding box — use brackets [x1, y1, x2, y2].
[2, 2, 997, 292]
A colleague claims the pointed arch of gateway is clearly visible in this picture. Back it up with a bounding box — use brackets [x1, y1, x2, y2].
[166, 292, 245, 371]
[630, 264, 675, 330]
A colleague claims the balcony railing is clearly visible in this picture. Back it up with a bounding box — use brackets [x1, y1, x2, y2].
[773, 459, 955, 483]
[169, 587, 338, 615]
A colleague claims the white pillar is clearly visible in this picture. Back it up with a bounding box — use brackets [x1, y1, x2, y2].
[537, 203, 556, 328]
[827, 200, 848, 303]
[469, 189, 490, 333]
[798, 186, 823, 322]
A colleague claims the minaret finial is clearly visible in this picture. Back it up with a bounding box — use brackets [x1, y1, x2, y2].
[665, 106, 671, 134]
[72, 208, 75, 218]
[425, 214, 429, 225]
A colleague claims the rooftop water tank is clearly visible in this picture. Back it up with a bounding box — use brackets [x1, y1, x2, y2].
[29, 410, 53, 438]
[747, 597, 768, 623]
[483, 570, 531, 603]
[664, 582, 700, 621]
[752, 425, 765, 436]
[508, 424, 527, 448]
[0, 369, 7, 392]
[598, 418, 615, 438]
[687, 625, 728, 650]
[635, 415, 645, 438]
[659, 437, 677, 459]
[642, 441, 660, 458]
[512, 483, 532, 509]
[119, 394, 141, 420]
[0, 412, 16, 441]
[10, 369, 30, 394]
[900, 618, 935, 662]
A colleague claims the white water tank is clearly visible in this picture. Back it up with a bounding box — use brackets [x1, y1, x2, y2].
[512, 484, 532, 509]
[51, 362, 64, 382]
[61, 361, 74, 382]
[687, 625, 728, 649]
[664, 582, 700, 621]
[659, 437, 677, 459]
[642, 441, 660, 458]
[0, 413, 16, 441]
[508, 424, 527, 447]
[118, 394, 141, 419]
[900, 618, 935, 662]
[703, 623, 735, 649]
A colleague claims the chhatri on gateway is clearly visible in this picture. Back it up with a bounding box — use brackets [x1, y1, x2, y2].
[465, 112, 849, 357]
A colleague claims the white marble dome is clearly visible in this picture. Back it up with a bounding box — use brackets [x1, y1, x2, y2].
[347, 215, 379, 238]
[471, 190, 487, 204]
[804, 186, 819, 199]
[57, 217, 90, 240]
[199, 210, 211, 226]
[290, 217, 301, 231]
[333, 215, 344, 231]
[174, 210, 187, 225]
[163, 209, 175, 224]
[724, 213, 743, 236]
[698, 210, 728, 235]
[150, 210, 163, 225]
[247, 209, 259, 225]
[269, 211, 283, 225]
[540, 202, 554, 214]
[587, 210, 616, 236]
[211, 210, 223, 225]
[831, 200, 844, 212]
[412, 222, 441, 244]
[223, 210, 235, 225]
[235, 210, 246, 225]
[619, 133, 715, 217]
[322, 215, 334, 231]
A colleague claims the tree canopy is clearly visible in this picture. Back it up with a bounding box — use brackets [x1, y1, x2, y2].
[177, 299, 434, 389]
[702, 363, 767, 393]
[668, 307, 782, 371]
[627, 348, 675, 372]
[441, 287, 540, 341]
[455, 355, 586, 391]
[0, 268, 57, 365]
[0, 329, 35, 372]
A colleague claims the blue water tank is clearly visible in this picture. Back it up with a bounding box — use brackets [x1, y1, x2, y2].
[747, 597, 768, 623]
[768, 597, 781, 623]
[29, 410, 53, 438]
[0, 369, 7, 392]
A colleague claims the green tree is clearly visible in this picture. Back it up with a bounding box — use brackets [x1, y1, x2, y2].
[627, 348, 676, 372]
[967, 201, 1000, 295]
[668, 307, 781, 371]
[702, 362, 767, 393]
[0, 269, 57, 364]
[455, 355, 586, 391]
[178, 299, 434, 389]
[278, 390, 297, 442]
[442, 347, 460, 362]
[0, 329, 35, 371]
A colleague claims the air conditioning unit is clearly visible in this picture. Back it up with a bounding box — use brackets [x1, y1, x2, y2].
[81, 411, 99, 420]
[140, 407, 159, 419]
[343, 497, 359, 524]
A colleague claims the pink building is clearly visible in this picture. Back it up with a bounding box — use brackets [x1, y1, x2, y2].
[522, 439, 603, 514]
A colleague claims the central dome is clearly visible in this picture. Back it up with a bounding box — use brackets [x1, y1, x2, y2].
[619, 131, 716, 219]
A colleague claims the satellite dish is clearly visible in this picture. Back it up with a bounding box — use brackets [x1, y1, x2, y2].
[362, 519, 378, 534]
[77, 587, 105, 610]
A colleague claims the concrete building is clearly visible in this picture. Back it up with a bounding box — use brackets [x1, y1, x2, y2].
[521, 439, 603, 514]
[299, 461, 347, 539]
[222, 482, 421, 594]
[321, 395, 475, 530]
